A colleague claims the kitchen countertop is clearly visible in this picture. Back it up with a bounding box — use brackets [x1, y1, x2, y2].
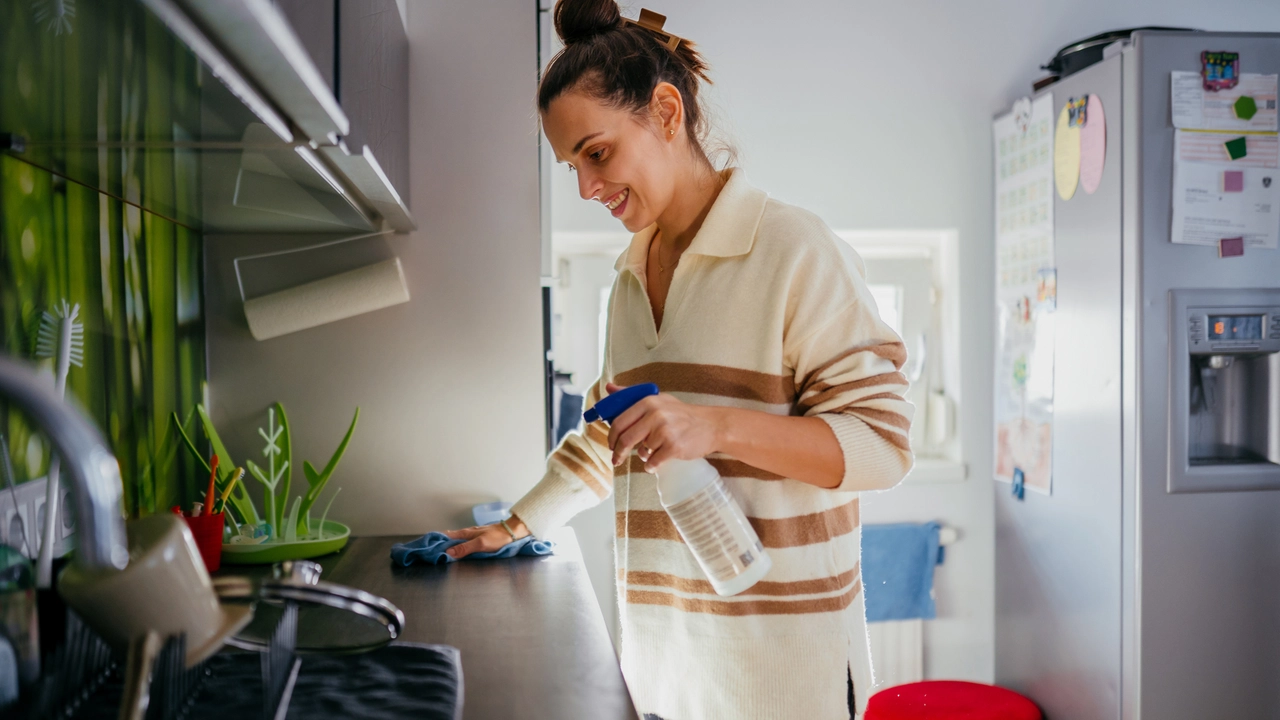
[218, 528, 637, 720]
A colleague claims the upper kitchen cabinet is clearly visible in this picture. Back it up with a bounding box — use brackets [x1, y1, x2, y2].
[0, 0, 414, 234]
[273, 0, 411, 232]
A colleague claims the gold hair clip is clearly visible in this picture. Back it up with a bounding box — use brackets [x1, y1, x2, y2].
[622, 8, 685, 51]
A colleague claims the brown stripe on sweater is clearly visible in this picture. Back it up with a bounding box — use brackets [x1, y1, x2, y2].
[616, 509, 682, 542]
[554, 452, 610, 498]
[614, 362, 794, 405]
[585, 422, 609, 447]
[627, 578, 862, 616]
[864, 423, 912, 452]
[616, 499, 860, 548]
[797, 372, 908, 414]
[614, 455, 648, 477]
[625, 564, 859, 597]
[798, 341, 907, 394]
[832, 392, 905, 408]
[751, 499, 860, 548]
[707, 457, 785, 481]
[845, 406, 912, 431]
[561, 442, 607, 475]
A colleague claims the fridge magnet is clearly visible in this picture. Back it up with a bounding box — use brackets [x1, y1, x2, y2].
[1079, 94, 1106, 194]
[1036, 268, 1057, 309]
[1224, 136, 1249, 160]
[1067, 96, 1088, 128]
[1219, 237, 1245, 257]
[1012, 96, 1033, 134]
[1054, 103, 1081, 200]
[1011, 468, 1026, 501]
[1223, 170, 1244, 192]
[1233, 95, 1259, 121]
[1201, 51, 1240, 91]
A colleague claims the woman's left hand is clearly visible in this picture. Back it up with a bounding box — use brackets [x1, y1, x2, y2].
[606, 382, 722, 472]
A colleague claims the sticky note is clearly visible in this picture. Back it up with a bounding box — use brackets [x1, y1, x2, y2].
[1233, 95, 1259, 120]
[1223, 170, 1244, 192]
[1225, 136, 1248, 160]
[1054, 104, 1081, 200]
[1219, 237, 1244, 257]
[1079, 95, 1106, 194]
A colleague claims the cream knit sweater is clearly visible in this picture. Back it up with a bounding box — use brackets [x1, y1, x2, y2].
[511, 169, 913, 720]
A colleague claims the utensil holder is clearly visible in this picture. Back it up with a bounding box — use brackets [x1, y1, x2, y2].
[183, 513, 224, 574]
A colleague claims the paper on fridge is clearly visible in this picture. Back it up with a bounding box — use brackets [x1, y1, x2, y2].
[1171, 71, 1278, 132]
[1171, 129, 1280, 249]
[992, 94, 1056, 494]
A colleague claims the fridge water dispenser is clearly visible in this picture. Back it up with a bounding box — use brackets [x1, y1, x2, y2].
[1170, 289, 1280, 493]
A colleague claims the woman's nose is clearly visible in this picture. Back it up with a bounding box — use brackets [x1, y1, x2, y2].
[577, 168, 603, 202]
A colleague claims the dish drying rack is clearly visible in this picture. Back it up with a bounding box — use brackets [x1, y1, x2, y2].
[16, 561, 404, 720]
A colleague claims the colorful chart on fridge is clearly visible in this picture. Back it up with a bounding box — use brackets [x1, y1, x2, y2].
[993, 94, 1056, 494]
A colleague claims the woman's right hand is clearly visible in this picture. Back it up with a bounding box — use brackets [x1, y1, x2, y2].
[441, 514, 531, 559]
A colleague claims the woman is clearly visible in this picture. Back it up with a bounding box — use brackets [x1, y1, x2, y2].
[444, 1, 913, 717]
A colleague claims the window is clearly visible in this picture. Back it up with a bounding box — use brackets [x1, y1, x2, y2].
[867, 283, 904, 337]
[838, 230, 966, 483]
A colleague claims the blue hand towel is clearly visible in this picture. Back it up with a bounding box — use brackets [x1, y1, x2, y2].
[390, 531, 555, 566]
[861, 521, 941, 622]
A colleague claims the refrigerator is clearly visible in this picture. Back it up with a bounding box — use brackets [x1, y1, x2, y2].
[994, 31, 1280, 720]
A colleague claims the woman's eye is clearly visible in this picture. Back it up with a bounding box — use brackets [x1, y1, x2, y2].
[590, 150, 604, 161]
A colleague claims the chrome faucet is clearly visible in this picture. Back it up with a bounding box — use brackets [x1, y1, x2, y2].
[0, 357, 128, 571]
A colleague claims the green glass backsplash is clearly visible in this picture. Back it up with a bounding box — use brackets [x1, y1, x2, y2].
[1, 0, 205, 517]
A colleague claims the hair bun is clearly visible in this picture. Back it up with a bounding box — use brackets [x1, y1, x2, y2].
[554, 0, 622, 46]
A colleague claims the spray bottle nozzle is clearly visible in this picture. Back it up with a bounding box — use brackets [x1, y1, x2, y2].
[582, 383, 659, 424]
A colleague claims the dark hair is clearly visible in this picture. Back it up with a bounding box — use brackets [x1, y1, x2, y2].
[538, 0, 714, 161]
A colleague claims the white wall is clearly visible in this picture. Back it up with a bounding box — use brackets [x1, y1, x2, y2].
[205, 0, 546, 535]
[550, 0, 1280, 682]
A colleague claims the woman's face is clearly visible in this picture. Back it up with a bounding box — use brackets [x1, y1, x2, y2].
[542, 89, 677, 233]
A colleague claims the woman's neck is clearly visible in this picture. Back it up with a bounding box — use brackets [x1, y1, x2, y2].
[653, 161, 725, 252]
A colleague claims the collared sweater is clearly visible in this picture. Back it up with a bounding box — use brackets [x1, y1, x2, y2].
[510, 169, 913, 720]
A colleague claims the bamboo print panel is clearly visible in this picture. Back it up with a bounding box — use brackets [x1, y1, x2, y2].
[0, 0, 205, 518]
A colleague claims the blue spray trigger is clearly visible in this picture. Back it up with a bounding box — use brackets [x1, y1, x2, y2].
[582, 383, 659, 424]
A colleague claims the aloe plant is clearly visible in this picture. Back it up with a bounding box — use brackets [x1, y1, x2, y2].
[172, 408, 260, 526]
[296, 408, 359, 536]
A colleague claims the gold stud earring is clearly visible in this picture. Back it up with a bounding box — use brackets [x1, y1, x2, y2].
[669, 129, 675, 135]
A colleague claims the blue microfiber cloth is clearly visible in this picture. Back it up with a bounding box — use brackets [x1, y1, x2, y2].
[390, 531, 555, 566]
[862, 521, 941, 622]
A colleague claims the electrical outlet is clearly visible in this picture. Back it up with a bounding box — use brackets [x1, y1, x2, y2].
[0, 475, 75, 560]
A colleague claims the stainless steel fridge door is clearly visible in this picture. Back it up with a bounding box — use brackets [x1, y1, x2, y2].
[1130, 31, 1280, 720]
[994, 52, 1124, 720]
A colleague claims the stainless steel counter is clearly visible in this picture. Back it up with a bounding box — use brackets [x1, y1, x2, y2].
[218, 528, 637, 720]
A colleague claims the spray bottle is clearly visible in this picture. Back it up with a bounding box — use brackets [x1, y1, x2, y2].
[585, 383, 771, 596]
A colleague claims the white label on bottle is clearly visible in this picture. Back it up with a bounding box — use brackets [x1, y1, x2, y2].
[666, 481, 765, 589]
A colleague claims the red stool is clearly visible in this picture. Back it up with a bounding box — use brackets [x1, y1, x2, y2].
[866, 681, 1042, 720]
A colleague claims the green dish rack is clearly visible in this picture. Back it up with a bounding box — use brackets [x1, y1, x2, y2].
[221, 521, 351, 565]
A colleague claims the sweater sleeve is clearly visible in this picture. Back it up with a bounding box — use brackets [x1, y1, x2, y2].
[787, 245, 915, 492]
[509, 375, 617, 539]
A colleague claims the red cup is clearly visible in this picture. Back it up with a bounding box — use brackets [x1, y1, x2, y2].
[183, 512, 225, 574]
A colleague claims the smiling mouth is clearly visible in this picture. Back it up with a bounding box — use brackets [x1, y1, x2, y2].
[604, 188, 629, 211]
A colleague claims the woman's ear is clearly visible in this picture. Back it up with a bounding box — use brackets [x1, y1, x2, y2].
[651, 82, 684, 138]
